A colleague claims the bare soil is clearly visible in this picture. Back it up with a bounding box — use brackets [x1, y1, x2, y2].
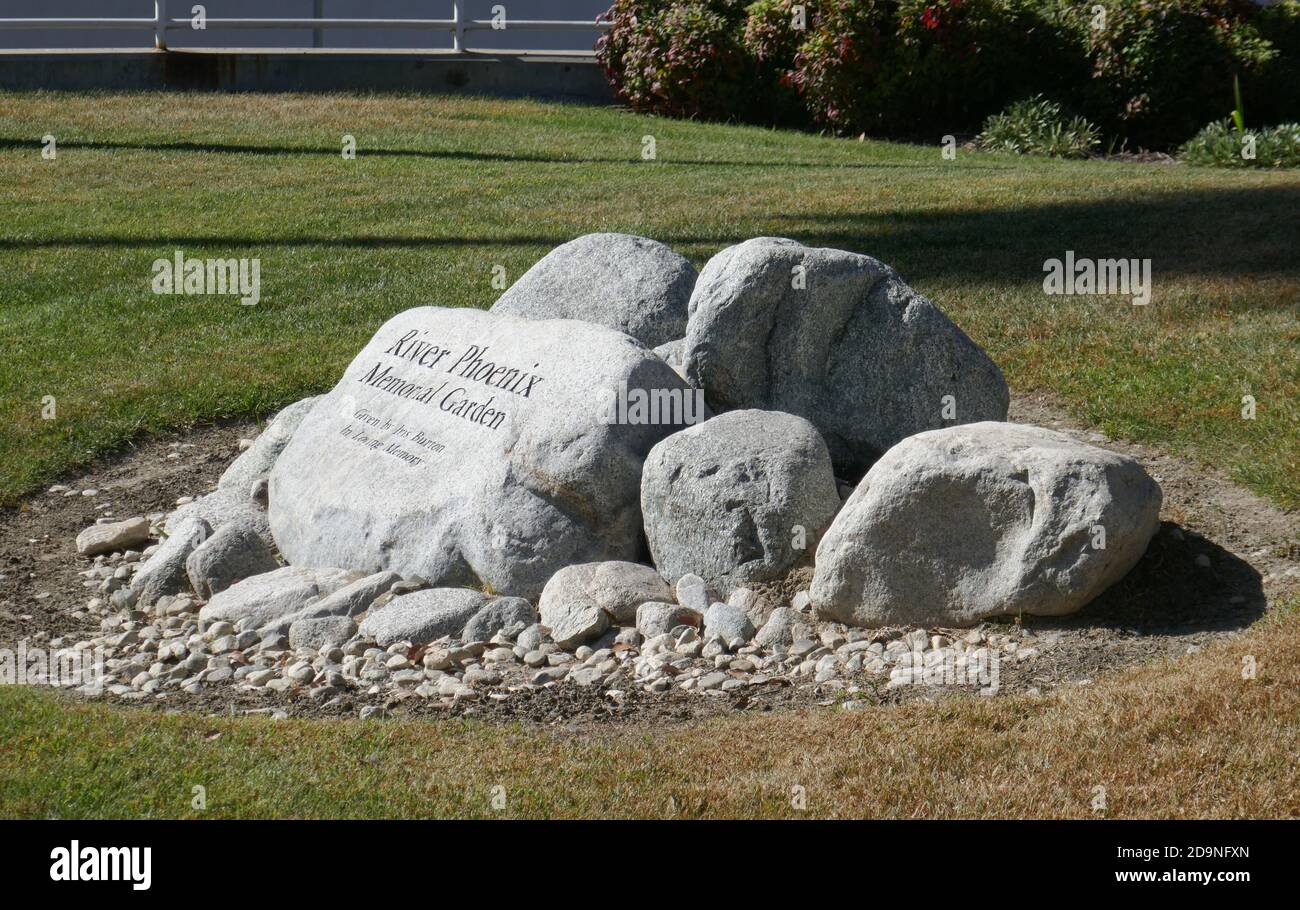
[1, 393, 1296, 728]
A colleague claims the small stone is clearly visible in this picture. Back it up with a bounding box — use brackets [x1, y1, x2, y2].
[285, 662, 315, 684]
[636, 601, 703, 638]
[462, 666, 501, 687]
[462, 596, 536, 643]
[203, 620, 235, 640]
[569, 667, 605, 687]
[703, 602, 756, 644]
[674, 573, 711, 614]
[531, 666, 569, 685]
[516, 623, 548, 652]
[698, 672, 728, 690]
[76, 517, 150, 557]
[789, 638, 818, 658]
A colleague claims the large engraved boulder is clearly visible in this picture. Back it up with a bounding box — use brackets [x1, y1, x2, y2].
[682, 237, 1009, 478]
[490, 233, 696, 348]
[268, 306, 695, 599]
[810, 422, 1163, 627]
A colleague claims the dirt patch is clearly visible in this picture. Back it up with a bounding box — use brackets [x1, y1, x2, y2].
[1, 393, 1297, 729]
[0, 421, 259, 645]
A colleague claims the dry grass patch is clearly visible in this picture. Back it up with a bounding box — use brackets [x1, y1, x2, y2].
[2, 602, 1295, 819]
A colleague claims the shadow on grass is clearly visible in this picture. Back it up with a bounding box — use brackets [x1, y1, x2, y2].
[1027, 523, 1266, 636]
[775, 184, 1300, 285]
[4, 185, 1296, 284]
[0, 136, 963, 171]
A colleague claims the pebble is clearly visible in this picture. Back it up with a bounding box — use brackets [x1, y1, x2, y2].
[698, 671, 728, 690]
[41, 494, 1054, 711]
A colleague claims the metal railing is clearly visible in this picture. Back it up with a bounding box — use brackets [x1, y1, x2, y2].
[0, 2, 610, 53]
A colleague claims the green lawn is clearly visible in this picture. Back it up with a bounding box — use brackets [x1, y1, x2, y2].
[1, 91, 1297, 509]
[0, 91, 1298, 820]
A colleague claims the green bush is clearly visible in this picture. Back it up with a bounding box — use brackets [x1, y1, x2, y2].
[596, 1, 755, 121]
[597, 0, 1300, 151]
[1180, 119, 1300, 167]
[976, 95, 1101, 157]
[888, 0, 1087, 139]
[1060, 0, 1280, 149]
[740, 0, 806, 123]
[781, 0, 903, 135]
[1244, 0, 1300, 129]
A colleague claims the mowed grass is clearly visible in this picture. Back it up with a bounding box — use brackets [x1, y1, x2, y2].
[0, 92, 1298, 819]
[3, 599, 1297, 819]
[0, 91, 1297, 508]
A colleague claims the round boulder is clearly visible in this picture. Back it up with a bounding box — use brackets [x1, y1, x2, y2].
[539, 561, 672, 648]
[810, 422, 1163, 627]
[641, 410, 842, 596]
[490, 233, 696, 348]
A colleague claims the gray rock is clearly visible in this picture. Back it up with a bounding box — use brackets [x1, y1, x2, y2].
[257, 570, 400, 637]
[811, 422, 1163, 627]
[164, 488, 270, 546]
[516, 623, 549, 652]
[76, 517, 150, 557]
[185, 516, 280, 599]
[641, 409, 841, 595]
[635, 602, 703, 638]
[490, 233, 696, 348]
[703, 602, 756, 644]
[268, 306, 693, 599]
[357, 588, 491, 646]
[288, 616, 357, 651]
[652, 338, 686, 379]
[538, 575, 610, 651]
[682, 238, 1009, 477]
[755, 607, 806, 650]
[674, 573, 710, 613]
[698, 671, 728, 690]
[538, 561, 672, 629]
[727, 588, 774, 628]
[198, 565, 359, 630]
[569, 666, 606, 687]
[129, 516, 210, 606]
[217, 396, 320, 496]
[463, 596, 536, 643]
